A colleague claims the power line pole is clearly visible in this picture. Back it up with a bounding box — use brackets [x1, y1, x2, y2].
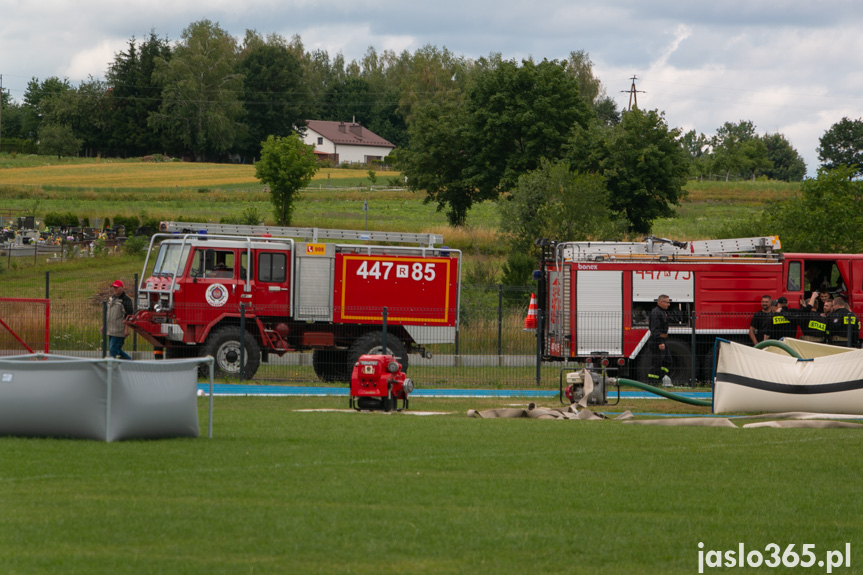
[621, 75, 646, 111]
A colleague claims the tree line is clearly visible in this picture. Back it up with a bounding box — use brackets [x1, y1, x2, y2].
[0, 19, 828, 178]
[4, 18, 863, 258]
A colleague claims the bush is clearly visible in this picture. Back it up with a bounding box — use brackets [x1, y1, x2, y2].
[92, 239, 109, 257]
[122, 236, 148, 256]
[141, 154, 171, 163]
[112, 215, 140, 233]
[44, 212, 64, 228]
[44, 211, 79, 228]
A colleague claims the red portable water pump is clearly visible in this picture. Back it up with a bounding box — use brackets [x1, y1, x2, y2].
[349, 354, 413, 411]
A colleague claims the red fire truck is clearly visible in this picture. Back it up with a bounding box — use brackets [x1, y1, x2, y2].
[127, 222, 461, 379]
[536, 236, 863, 383]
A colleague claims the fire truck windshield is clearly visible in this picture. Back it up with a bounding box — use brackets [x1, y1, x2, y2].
[151, 243, 191, 278]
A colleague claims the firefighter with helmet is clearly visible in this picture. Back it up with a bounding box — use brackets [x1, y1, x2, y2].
[648, 294, 672, 387]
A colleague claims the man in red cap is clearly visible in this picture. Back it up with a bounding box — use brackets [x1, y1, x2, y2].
[106, 280, 134, 359]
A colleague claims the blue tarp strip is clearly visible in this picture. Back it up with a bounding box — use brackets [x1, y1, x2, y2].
[196, 384, 712, 399]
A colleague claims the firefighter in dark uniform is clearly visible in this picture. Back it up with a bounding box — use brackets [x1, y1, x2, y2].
[768, 297, 796, 340]
[796, 291, 829, 342]
[827, 297, 859, 347]
[648, 294, 672, 387]
[749, 295, 773, 344]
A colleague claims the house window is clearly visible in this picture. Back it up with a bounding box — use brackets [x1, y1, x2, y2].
[317, 137, 323, 145]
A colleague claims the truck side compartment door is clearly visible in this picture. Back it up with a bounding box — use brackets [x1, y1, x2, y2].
[576, 270, 622, 355]
[294, 242, 334, 321]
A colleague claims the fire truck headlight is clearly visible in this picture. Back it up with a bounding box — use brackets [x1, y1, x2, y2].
[153, 302, 163, 313]
[387, 360, 399, 374]
[402, 378, 414, 394]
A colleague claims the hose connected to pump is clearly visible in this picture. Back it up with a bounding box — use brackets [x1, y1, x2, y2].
[615, 378, 712, 407]
[753, 339, 803, 358]
[611, 340, 800, 408]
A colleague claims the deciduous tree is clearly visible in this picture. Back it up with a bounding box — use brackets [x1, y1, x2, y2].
[818, 117, 863, 177]
[759, 133, 806, 182]
[38, 124, 81, 158]
[499, 159, 624, 250]
[399, 98, 478, 226]
[22, 76, 71, 140]
[765, 166, 863, 252]
[567, 108, 689, 234]
[254, 134, 318, 225]
[238, 34, 310, 159]
[711, 120, 771, 181]
[149, 20, 244, 160]
[465, 58, 593, 197]
[41, 77, 109, 157]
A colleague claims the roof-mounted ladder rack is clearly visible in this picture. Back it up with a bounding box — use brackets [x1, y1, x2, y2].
[559, 235, 782, 262]
[159, 221, 444, 248]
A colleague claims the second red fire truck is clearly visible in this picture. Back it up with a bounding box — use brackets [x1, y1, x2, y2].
[535, 236, 863, 384]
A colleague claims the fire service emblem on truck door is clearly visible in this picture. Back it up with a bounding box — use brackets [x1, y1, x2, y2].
[206, 284, 229, 307]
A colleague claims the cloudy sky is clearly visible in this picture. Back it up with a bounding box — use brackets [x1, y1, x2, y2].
[3, 0, 862, 175]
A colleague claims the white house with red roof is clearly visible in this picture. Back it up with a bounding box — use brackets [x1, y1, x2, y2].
[302, 120, 395, 165]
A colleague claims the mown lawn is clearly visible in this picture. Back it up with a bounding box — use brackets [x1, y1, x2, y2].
[0, 396, 859, 574]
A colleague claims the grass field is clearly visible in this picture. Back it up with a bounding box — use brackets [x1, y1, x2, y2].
[1, 396, 860, 574]
[0, 159, 854, 574]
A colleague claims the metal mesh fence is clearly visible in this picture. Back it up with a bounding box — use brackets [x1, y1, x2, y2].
[9, 271, 858, 388]
[9, 272, 553, 387]
[0, 298, 50, 355]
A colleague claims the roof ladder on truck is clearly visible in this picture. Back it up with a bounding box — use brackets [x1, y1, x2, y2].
[158, 221, 444, 248]
[558, 235, 782, 263]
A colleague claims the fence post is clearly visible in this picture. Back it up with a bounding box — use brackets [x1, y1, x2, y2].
[101, 301, 108, 358]
[454, 323, 459, 356]
[535, 308, 543, 386]
[382, 306, 388, 353]
[497, 284, 503, 356]
[239, 303, 246, 381]
[132, 273, 138, 353]
[691, 309, 697, 387]
[45, 270, 50, 299]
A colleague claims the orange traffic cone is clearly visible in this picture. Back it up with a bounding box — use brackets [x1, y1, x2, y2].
[523, 293, 538, 331]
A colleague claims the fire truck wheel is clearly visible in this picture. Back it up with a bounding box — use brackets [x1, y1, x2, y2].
[312, 349, 349, 382]
[346, 332, 409, 375]
[636, 340, 693, 386]
[204, 327, 261, 379]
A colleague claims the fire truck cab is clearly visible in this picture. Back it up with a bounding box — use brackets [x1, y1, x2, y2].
[128, 222, 461, 380]
[536, 236, 863, 384]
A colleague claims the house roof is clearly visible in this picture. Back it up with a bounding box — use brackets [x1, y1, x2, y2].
[305, 120, 395, 148]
